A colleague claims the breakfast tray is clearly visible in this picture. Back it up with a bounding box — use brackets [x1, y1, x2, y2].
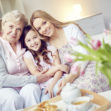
[22, 89, 111, 111]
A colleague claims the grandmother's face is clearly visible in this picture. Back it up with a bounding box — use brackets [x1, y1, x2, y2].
[2, 21, 24, 44]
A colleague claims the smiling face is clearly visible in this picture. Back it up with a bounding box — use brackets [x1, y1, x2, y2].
[3, 21, 24, 44]
[25, 30, 41, 51]
[33, 18, 55, 37]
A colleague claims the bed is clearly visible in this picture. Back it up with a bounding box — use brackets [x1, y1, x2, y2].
[75, 13, 111, 44]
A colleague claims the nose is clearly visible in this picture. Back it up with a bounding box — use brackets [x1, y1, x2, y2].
[12, 28, 17, 35]
[41, 27, 47, 34]
[30, 40, 35, 46]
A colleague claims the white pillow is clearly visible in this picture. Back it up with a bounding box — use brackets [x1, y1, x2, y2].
[91, 32, 111, 46]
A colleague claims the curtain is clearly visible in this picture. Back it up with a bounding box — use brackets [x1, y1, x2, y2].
[0, 0, 25, 16]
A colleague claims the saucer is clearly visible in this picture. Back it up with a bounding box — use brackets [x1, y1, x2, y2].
[67, 96, 93, 111]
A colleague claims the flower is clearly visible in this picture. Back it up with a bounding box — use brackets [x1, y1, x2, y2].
[70, 64, 79, 74]
[64, 53, 75, 63]
[91, 40, 102, 50]
[72, 32, 111, 85]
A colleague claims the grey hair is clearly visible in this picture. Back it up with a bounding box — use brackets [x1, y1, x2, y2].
[2, 10, 28, 27]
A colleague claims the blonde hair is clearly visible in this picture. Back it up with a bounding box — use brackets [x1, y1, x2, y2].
[2, 10, 28, 28]
[30, 10, 86, 34]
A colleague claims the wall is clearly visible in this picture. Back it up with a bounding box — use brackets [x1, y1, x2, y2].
[22, 0, 111, 29]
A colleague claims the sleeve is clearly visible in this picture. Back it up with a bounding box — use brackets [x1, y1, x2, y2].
[24, 51, 34, 59]
[0, 56, 37, 88]
[0, 46, 37, 88]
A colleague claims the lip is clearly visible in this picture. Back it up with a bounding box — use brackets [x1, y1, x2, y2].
[11, 35, 16, 38]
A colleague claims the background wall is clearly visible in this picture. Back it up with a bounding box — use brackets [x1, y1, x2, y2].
[0, 0, 111, 29]
[22, 0, 111, 29]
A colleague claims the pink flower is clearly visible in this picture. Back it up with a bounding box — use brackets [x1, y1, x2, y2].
[70, 64, 79, 74]
[104, 29, 109, 35]
[64, 53, 74, 63]
[91, 40, 101, 50]
[70, 37, 79, 45]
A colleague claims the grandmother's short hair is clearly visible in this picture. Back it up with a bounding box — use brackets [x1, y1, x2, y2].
[2, 10, 28, 27]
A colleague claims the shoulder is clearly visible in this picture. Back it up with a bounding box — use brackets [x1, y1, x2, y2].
[24, 50, 33, 59]
[63, 24, 79, 31]
[0, 37, 5, 55]
[47, 43, 57, 54]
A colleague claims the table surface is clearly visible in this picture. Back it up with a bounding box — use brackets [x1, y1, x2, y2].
[17, 90, 111, 111]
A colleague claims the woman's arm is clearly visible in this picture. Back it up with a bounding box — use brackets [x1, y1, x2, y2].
[24, 54, 68, 77]
[45, 50, 64, 97]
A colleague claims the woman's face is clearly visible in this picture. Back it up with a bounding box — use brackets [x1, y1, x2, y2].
[25, 30, 41, 51]
[3, 21, 24, 44]
[33, 18, 55, 37]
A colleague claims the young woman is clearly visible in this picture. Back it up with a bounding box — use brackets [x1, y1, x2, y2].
[21, 25, 69, 101]
[30, 10, 110, 93]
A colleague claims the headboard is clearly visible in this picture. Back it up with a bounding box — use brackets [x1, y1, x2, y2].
[0, 19, 1, 31]
[75, 13, 105, 35]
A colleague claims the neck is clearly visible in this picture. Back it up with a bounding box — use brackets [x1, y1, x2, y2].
[10, 42, 17, 52]
[50, 28, 62, 41]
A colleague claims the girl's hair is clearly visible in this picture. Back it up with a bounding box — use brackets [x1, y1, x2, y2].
[20, 25, 52, 71]
[30, 10, 86, 35]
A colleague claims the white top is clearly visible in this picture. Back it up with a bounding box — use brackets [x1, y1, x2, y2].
[58, 24, 89, 75]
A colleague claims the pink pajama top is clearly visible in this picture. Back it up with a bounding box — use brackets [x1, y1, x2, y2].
[0, 38, 29, 75]
[0, 38, 37, 88]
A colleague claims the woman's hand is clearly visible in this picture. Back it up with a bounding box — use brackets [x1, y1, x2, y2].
[36, 68, 50, 83]
[44, 85, 54, 98]
[57, 74, 79, 95]
[57, 77, 69, 95]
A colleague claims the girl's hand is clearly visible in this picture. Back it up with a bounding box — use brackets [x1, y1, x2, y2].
[58, 64, 69, 73]
[45, 85, 54, 98]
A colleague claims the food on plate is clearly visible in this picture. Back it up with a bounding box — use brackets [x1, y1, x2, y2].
[44, 104, 58, 111]
[33, 101, 58, 111]
[33, 108, 43, 111]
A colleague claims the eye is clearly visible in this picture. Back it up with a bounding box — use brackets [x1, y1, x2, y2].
[33, 36, 37, 39]
[27, 39, 30, 42]
[42, 21, 46, 25]
[36, 27, 41, 32]
[16, 28, 22, 32]
[9, 25, 13, 29]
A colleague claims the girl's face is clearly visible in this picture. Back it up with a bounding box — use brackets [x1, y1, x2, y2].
[33, 18, 55, 37]
[3, 21, 24, 44]
[25, 30, 41, 51]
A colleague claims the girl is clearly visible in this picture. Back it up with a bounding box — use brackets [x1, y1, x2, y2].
[21, 25, 69, 101]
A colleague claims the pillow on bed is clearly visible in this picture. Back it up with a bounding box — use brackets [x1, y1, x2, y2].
[91, 32, 111, 46]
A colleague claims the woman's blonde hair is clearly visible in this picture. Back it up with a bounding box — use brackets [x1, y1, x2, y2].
[2, 10, 28, 29]
[30, 10, 86, 34]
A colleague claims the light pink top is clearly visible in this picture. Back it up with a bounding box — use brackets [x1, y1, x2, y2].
[0, 38, 29, 76]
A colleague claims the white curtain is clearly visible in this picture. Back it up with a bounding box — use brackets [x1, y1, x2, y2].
[0, 0, 25, 16]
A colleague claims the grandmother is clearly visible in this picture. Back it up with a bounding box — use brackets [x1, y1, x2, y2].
[0, 10, 50, 111]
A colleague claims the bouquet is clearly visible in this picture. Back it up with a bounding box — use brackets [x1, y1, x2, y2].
[71, 31, 111, 85]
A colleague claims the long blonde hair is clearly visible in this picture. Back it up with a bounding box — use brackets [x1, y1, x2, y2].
[30, 10, 86, 34]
